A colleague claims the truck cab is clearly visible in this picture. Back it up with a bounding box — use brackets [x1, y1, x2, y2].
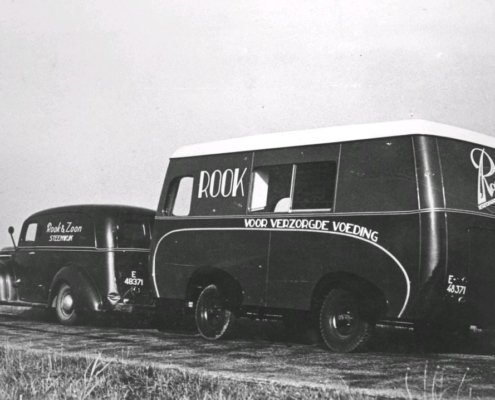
[0, 204, 154, 325]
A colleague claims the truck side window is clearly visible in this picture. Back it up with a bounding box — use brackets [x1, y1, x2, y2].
[116, 220, 151, 248]
[167, 176, 194, 216]
[251, 165, 292, 212]
[24, 223, 38, 243]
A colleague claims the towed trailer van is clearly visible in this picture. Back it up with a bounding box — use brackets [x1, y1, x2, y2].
[151, 120, 495, 352]
[0, 205, 154, 325]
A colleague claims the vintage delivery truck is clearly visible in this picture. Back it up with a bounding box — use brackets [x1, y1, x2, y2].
[0, 205, 154, 325]
[150, 119, 495, 352]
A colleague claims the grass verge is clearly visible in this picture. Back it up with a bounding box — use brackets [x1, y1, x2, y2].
[0, 343, 479, 400]
[0, 344, 381, 400]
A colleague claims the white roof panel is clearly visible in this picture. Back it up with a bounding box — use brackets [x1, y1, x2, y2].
[171, 119, 495, 159]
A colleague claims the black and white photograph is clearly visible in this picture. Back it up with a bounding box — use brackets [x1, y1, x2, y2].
[1, 1, 495, 399]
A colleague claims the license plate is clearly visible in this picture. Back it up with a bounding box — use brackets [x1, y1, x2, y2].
[124, 270, 144, 286]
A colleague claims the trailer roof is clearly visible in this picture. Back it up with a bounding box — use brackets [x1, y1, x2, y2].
[171, 119, 495, 159]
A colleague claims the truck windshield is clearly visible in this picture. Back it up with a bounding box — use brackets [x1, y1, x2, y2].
[115, 219, 152, 249]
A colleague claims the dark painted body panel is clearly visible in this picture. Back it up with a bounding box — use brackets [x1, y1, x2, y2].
[266, 214, 418, 315]
[114, 250, 153, 305]
[152, 213, 419, 319]
[443, 211, 495, 328]
[155, 229, 269, 305]
[9, 248, 153, 308]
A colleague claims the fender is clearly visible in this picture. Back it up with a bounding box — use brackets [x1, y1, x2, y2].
[153, 227, 411, 317]
[187, 266, 243, 308]
[0, 260, 16, 302]
[48, 266, 102, 312]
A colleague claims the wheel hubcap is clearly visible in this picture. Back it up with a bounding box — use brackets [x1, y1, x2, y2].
[61, 292, 74, 315]
[331, 310, 356, 336]
[197, 288, 231, 338]
[328, 294, 360, 338]
[204, 299, 224, 328]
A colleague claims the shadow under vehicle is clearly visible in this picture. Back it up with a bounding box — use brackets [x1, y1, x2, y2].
[0, 205, 154, 325]
[150, 119, 495, 352]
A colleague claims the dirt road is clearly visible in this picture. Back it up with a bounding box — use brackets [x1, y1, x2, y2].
[1, 305, 495, 399]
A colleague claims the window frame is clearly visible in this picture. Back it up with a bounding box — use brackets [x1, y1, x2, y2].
[336, 136, 417, 213]
[19, 220, 39, 246]
[164, 175, 194, 217]
[24, 222, 39, 243]
[114, 218, 152, 249]
[248, 161, 337, 214]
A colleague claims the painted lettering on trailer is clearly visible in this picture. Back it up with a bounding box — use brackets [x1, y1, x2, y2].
[332, 221, 379, 242]
[198, 168, 247, 199]
[243, 218, 379, 243]
[471, 148, 495, 209]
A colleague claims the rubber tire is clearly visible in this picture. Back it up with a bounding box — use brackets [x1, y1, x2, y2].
[195, 284, 235, 340]
[55, 283, 79, 326]
[319, 288, 374, 352]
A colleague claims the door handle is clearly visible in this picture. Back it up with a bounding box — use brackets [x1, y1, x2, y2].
[28, 251, 35, 255]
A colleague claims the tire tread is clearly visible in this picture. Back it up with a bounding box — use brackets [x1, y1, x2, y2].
[319, 288, 373, 353]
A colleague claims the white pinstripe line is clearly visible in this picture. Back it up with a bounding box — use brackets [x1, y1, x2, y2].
[151, 227, 410, 318]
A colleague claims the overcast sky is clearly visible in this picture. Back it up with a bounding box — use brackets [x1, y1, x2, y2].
[1, 1, 495, 246]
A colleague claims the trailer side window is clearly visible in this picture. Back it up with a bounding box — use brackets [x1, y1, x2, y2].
[250, 165, 292, 212]
[250, 170, 270, 211]
[250, 161, 336, 212]
[293, 161, 336, 210]
[166, 176, 194, 216]
[338, 137, 416, 212]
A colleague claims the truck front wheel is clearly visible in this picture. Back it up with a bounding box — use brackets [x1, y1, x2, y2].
[195, 284, 235, 340]
[319, 288, 374, 352]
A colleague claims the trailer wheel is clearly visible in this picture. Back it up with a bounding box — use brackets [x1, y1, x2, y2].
[319, 288, 373, 352]
[195, 284, 235, 340]
[55, 283, 79, 325]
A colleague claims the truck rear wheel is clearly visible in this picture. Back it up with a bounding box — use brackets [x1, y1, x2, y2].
[319, 288, 373, 352]
[55, 283, 79, 325]
[195, 284, 235, 340]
